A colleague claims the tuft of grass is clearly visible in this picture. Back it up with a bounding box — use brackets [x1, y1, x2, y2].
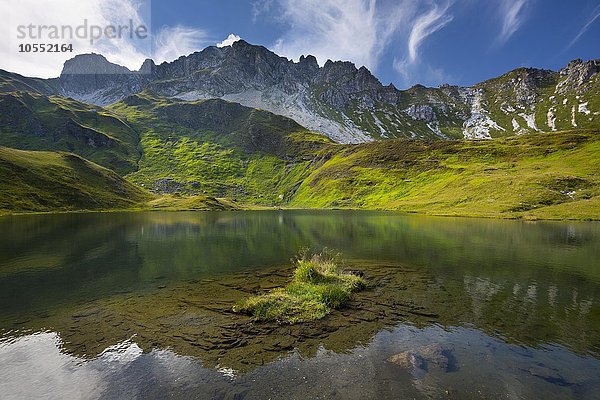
[234, 251, 366, 323]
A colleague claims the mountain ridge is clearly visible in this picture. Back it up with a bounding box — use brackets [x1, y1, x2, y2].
[0, 76, 598, 219]
[0, 41, 598, 143]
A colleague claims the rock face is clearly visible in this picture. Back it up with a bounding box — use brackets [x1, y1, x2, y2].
[2, 41, 598, 143]
[58, 54, 149, 106]
[404, 105, 437, 123]
[556, 59, 600, 95]
[153, 178, 183, 194]
[461, 88, 505, 139]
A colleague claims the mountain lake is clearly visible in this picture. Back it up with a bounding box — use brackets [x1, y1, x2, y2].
[0, 210, 598, 399]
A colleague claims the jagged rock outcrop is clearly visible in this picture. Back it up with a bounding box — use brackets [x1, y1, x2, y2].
[57, 53, 150, 105]
[404, 105, 437, 123]
[556, 59, 600, 95]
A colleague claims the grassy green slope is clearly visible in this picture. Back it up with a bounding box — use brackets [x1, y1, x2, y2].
[104, 88, 600, 220]
[0, 70, 58, 95]
[289, 130, 600, 220]
[109, 91, 331, 205]
[0, 86, 598, 220]
[0, 146, 151, 214]
[0, 91, 140, 175]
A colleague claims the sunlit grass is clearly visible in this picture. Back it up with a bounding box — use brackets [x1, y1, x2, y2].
[234, 251, 365, 323]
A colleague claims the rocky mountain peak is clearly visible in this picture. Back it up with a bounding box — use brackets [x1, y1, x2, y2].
[510, 68, 556, 107]
[557, 58, 600, 95]
[58, 53, 148, 103]
[60, 53, 132, 76]
[321, 60, 358, 81]
[139, 59, 156, 75]
[298, 55, 320, 73]
[226, 40, 289, 69]
[474, 67, 557, 110]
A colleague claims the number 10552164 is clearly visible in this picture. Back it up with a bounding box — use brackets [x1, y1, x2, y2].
[18, 43, 74, 53]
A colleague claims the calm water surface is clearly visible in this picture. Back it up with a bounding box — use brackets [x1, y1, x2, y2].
[0, 211, 599, 399]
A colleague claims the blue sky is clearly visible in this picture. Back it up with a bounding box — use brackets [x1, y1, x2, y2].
[150, 0, 600, 89]
[1, 0, 599, 86]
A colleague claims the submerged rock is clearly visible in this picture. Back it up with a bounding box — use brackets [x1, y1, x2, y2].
[347, 270, 365, 278]
[387, 342, 454, 378]
[419, 343, 450, 370]
[525, 364, 573, 387]
[387, 351, 427, 379]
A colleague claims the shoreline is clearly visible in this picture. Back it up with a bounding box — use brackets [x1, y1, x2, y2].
[1, 204, 598, 222]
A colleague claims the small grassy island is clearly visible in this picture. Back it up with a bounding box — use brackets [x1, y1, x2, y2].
[234, 252, 366, 323]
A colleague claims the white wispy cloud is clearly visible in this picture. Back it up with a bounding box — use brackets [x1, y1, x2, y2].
[0, 0, 209, 77]
[152, 25, 209, 64]
[252, 0, 274, 21]
[264, 0, 418, 71]
[255, 0, 454, 87]
[497, 0, 530, 45]
[393, 1, 454, 87]
[217, 34, 242, 48]
[566, 4, 600, 50]
[407, 1, 453, 63]
[1, 0, 152, 77]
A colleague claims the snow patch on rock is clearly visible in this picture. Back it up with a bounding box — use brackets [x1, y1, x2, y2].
[461, 89, 505, 139]
[578, 102, 590, 115]
[511, 118, 528, 135]
[372, 114, 388, 137]
[512, 118, 520, 131]
[427, 122, 445, 137]
[547, 108, 557, 131]
[501, 104, 516, 114]
[518, 113, 542, 132]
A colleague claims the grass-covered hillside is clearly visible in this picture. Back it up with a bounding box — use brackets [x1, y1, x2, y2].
[0, 85, 598, 220]
[0, 146, 150, 214]
[0, 69, 57, 95]
[289, 130, 600, 220]
[109, 91, 331, 204]
[0, 91, 140, 175]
